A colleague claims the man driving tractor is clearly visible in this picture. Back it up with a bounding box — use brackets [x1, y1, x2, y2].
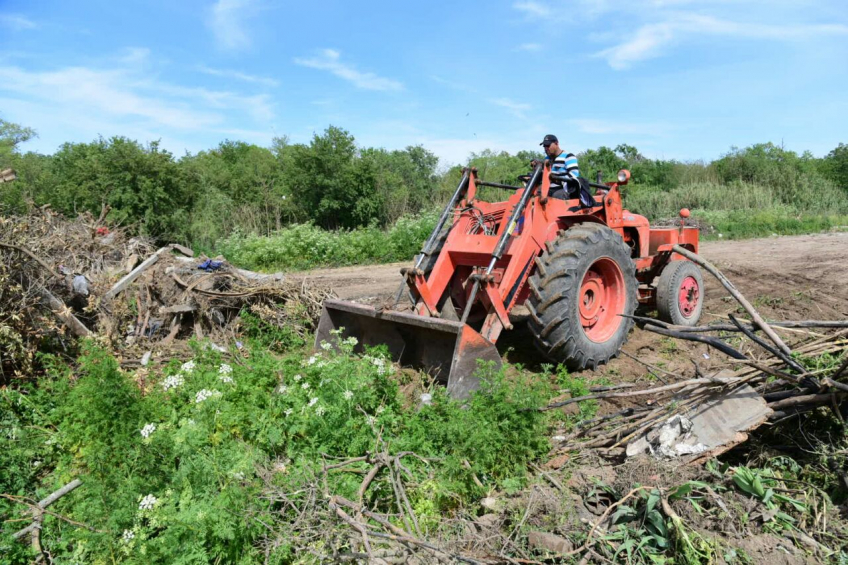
[541, 134, 580, 200]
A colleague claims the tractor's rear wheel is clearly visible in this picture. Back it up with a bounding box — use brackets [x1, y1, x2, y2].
[656, 260, 704, 326]
[527, 223, 638, 370]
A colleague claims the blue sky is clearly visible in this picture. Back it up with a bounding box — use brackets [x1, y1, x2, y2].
[1, 0, 847, 166]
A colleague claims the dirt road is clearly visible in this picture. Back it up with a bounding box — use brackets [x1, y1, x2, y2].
[295, 231, 848, 312]
[294, 231, 848, 381]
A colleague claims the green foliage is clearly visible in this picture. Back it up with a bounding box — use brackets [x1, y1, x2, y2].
[0, 119, 36, 167]
[218, 212, 438, 271]
[821, 143, 848, 191]
[3, 117, 847, 254]
[0, 334, 551, 563]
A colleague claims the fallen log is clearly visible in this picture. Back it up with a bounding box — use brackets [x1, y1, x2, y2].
[672, 244, 793, 357]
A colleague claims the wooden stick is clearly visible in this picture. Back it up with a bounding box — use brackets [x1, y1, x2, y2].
[620, 350, 682, 382]
[623, 314, 848, 333]
[32, 279, 91, 338]
[12, 479, 83, 540]
[103, 245, 172, 301]
[539, 377, 740, 410]
[637, 323, 748, 359]
[769, 392, 847, 411]
[728, 314, 807, 374]
[0, 242, 62, 278]
[672, 245, 793, 357]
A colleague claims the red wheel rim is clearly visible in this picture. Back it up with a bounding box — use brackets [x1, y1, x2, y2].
[678, 275, 700, 318]
[579, 257, 626, 343]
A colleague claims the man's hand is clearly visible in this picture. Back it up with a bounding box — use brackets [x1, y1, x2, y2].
[530, 159, 542, 168]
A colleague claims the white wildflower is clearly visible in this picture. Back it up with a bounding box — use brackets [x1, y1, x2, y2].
[293, 374, 302, 382]
[122, 529, 135, 542]
[301, 382, 310, 390]
[316, 361, 327, 368]
[308, 397, 319, 407]
[320, 341, 333, 351]
[181, 360, 196, 374]
[366, 415, 377, 426]
[218, 363, 233, 376]
[231, 471, 245, 480]
[315, 405, 326, 416]
[161, 374, 184, 391]
[343, 336, 358, 347]
[195, 389, 221, 404]
[284, 408, 293, 417]
[277, 384, 289, 395]
[139, 494, 158, 510]
[219, 374, 234, 384]
[140, 423, 157, 439]
[306, 356, 319, 366]
[343, 390, 354, 401]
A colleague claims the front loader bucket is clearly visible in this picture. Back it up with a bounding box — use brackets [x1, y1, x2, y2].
[316, 299, 501, 399]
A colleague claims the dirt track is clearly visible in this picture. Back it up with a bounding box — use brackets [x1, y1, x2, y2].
[295, 231, 848, 381]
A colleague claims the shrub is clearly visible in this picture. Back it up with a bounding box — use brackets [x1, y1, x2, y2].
[217, 211, 438, 271]
[1, 337, 551, 563]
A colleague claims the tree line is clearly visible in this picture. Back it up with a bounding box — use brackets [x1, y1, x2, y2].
[1, 119, 847, 250]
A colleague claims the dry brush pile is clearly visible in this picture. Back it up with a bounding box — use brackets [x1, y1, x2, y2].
[0, 208, 334, 381]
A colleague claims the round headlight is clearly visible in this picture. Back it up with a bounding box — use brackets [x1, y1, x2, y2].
[617, 169, 630, 183]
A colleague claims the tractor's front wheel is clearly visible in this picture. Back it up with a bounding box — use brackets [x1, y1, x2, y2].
[527, 224, 638, 370]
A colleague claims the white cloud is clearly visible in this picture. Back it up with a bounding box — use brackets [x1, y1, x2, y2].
[0, 54, 277, 153]
[197, 65, 279, 87]
[597, 13, 848, 69]
[119, 47, 152, 66]
[208, 0, 256, 50]
[489, 97, 532, 119]
[294, 49, 403, 91]
[512, 1, 552, 17]
[0, 13, 37, 30]
[516, 43, 543, 52]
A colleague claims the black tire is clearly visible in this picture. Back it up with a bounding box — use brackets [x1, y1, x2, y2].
[656, 261, 705, 326]
[526, 223, 638, 370]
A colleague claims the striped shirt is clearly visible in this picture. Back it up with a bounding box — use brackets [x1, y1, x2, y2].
[547, 151, 580, 179]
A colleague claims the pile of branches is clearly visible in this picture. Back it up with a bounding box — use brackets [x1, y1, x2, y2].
[0, 208, 334, 379]
[0, 207, 151, 379]
[99, 251, 334, 366]
[257, 430, 552, 564]
[546, 245, 848, 462]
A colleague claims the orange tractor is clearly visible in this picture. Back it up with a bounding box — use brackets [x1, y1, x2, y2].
[317, 161, 704, 397]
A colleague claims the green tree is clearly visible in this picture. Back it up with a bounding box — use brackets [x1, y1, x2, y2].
[0, 119, 36, 167]
[45, 137, 190, 240]
[287, 126, 390, 229]
[821, 143, 848, 191]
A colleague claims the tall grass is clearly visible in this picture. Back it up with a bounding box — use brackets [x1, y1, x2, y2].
[218, 212, 438, 271]
[218, 176, 848, 271]
[626, 178, 848, 220]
